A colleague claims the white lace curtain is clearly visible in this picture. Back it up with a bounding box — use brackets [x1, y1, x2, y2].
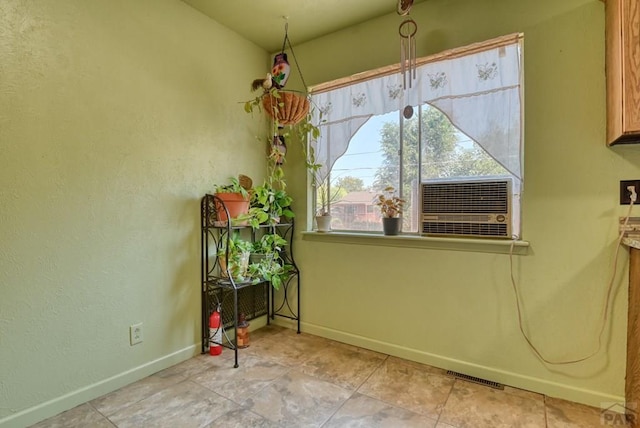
[309, 33, 523, 188]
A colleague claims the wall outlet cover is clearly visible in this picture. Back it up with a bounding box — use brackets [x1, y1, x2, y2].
[620, 180, 640, 204]
[130, 323, 143, 346]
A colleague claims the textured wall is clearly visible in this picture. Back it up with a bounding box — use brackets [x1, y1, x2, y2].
[0, 0, 268, 424]
[287, 0, 640, 407]
[4, 0, 640, 422]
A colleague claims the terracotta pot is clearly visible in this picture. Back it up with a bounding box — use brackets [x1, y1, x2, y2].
[214, 192, 250, 225]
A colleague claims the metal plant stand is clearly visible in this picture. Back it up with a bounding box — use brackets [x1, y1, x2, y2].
[200, 194, 300, 368]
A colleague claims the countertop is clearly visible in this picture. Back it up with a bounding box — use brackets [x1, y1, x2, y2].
[623, 237, 640, 250]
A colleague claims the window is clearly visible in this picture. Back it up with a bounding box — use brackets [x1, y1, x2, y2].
[309, 34, 523, 238]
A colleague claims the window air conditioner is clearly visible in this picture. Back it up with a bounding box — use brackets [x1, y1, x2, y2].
[421, 178, 512, 238]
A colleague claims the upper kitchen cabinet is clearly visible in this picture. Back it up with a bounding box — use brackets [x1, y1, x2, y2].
[606, 0, 640, 145]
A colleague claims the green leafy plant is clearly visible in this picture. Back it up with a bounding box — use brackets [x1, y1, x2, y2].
[217, 233, 253, 281]
[248, 257, 294, 291]
[213, 176, 250, 198]
[251, 233, 287, 255]
[248, 179, 294, 228]
[245, 232, 292, 290]
[244, 87, 326, 232]
[243, 87, 323, 185]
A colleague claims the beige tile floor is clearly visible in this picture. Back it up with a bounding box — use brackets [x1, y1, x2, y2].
[31, 326, 628, 428]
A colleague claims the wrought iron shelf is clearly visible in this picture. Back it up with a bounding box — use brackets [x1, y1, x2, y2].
[200, 194, 300, 368]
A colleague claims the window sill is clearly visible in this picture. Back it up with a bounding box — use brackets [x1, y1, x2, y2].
[301, 231, 530, 255]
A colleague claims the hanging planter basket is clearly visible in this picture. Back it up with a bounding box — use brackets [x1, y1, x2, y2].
[262, 91, 310, 126]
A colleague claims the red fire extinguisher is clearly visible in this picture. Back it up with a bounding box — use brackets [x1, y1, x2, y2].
[209, 304, 222, 356]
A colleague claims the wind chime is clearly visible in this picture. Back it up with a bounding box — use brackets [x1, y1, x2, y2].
[397, 0, 417, 118]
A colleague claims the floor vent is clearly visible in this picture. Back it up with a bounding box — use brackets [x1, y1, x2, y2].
[446, 370, 504, 390]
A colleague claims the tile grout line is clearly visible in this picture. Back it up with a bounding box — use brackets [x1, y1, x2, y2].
[317, 389, 356, 428]
[352, 353, 390, 396]
[87, 401, 118, 428]
[189, 335, 298, 426]
[319, 353, 390, 427]
[543, 395, 549, 428]
[93, 373, 191, 420]
[433, 377, 458, 427]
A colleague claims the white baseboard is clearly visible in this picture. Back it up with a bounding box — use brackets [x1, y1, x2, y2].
[0, 344, 200, 428]
[295, 321, 624, 409]
[12, 321, 620, 428]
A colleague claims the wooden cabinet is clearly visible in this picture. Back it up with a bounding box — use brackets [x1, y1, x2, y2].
[606, 0, 640, 145]
[627, 246, 640, 427]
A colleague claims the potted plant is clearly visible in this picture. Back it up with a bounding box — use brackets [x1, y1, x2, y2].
[248, 257, 294, 291]
[213, 176, 252, 225]
[249, 233, 287, 264]
[244, 87, 324, 231]
[375, 186, 406, 236]
[217, 233, 253, 281]
[245, 87, 310, 127]
[314, 179, 332, 232]
[248, 175, 294, 229]
[247, 232, 293, 290]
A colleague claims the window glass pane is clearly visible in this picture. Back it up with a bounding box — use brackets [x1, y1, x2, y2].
[402, 109, 419, 233]
[326, 104, 513, 233]
[329, 111, 399, 232]
[420, 104, 509, 180]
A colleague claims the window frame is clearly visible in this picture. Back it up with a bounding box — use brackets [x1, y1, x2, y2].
[308, 33, 524, 240]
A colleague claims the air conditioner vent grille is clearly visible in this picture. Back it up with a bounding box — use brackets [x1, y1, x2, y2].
[421, 179, 512, 238]
[422, 181, 509, 214]
[422, 221, 508, 237]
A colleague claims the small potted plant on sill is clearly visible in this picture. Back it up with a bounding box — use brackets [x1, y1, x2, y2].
[375, 186, 406, 236]
[213, 175, 252, 226]
[315, 181, 332, 233]
[313, 178, 346, 233]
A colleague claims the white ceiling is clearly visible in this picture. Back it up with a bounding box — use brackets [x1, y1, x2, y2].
[181, 0, 428, 52]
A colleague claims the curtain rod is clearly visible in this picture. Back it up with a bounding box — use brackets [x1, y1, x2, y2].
[310, 32, 523, 94]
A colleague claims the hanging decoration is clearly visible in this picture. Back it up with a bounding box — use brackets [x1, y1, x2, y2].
[397, 0, 417, 119]
[397, 0, 414, 15]
[270, 133, 287, 165]
[260, 19, 310, 126]
[399, 18, 417, 90]
[271, 21, 293, 89]
[262, 91, 309, 126]
[246, 18, 312, 165]
[271, 53, 291, 89]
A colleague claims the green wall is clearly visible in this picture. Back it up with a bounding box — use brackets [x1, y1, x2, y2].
[3, 0, 640, 425]
[286, 0, 640, 408]
[0, 1, 268, 426]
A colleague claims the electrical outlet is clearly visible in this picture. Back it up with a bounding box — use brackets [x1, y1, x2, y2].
[620, 180, 640, 204]
[130, 323, 143, 345]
